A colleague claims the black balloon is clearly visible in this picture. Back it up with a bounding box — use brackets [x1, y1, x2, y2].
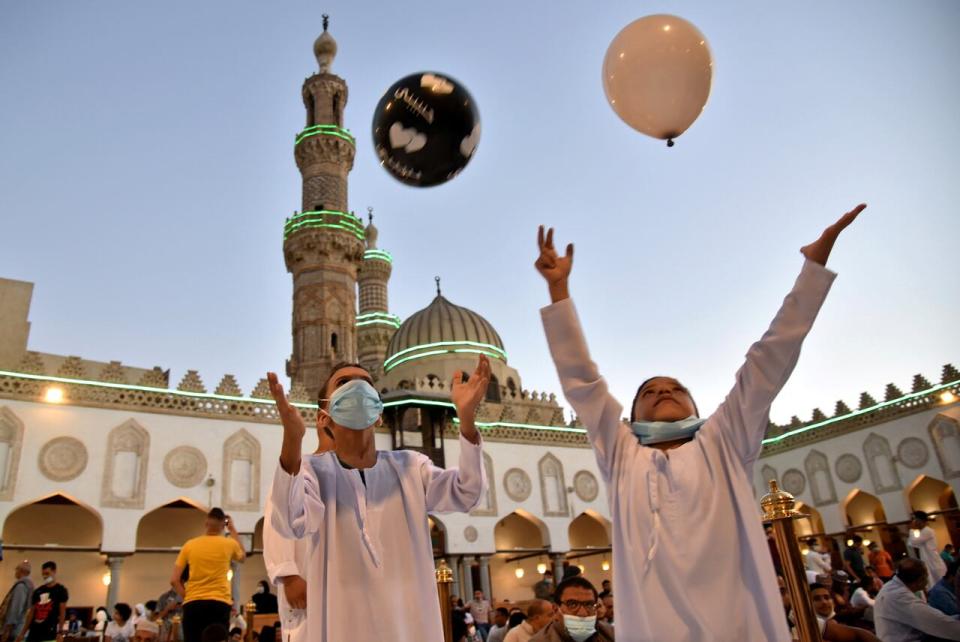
[372, 72, 480, 187]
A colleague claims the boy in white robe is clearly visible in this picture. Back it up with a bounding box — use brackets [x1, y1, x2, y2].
[267, 357, 490, 642]
[908, 510, 947, 589]
[534, 205, 865, 641]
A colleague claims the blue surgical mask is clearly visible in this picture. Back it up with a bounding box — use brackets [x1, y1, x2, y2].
[563, 614, 597, 642]
[631, 416, 706, 445]
[323, 379, 383, 430]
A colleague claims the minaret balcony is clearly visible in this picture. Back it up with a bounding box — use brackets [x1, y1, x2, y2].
[283, 209, 365, 241]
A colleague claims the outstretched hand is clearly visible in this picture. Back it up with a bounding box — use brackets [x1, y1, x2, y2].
[267, 372, 306, 441]
[535, 226, 574, 303]
[452, 355, 491, 417]
[801, 203, 866, 266]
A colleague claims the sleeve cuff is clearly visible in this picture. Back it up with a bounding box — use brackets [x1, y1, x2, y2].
[540, 297, 576, 325]
[268, 563, 301, 585]
[800, 257, 837, 284]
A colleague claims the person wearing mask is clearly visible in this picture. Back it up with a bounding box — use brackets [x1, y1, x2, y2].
[927, 560, 959, 617]
[536, 207, 865, 639]
[1, 561, 33, 642]
[805, 539, 833, 576]
[170, 509, 245, 642]
[487, 608, 511, 642]
[867, 543, 894, 583]
[250, 583, 277, 616]
[599, 594, 613, 628]
[503, 601, 553, 642]
[810, 584, 879, 642]
[843, 536, 868, 585]
[908, 511, 947, 589]
[533, 572, 554, 602]
[875, 558, 960, 641]
[529, 576, 613, 642]
[268, 358, 488, 642]
[104, 604, 135, 642]
[17, 562, 67, 642]
[467, 590, 492, 639]
[92, 609, 109, 641]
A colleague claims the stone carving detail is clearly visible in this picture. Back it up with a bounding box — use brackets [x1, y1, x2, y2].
[782, 469, 806, 496]
[471, 452, 498, 517]
[214, 375, 243, 397]
[929, 414, 960, 479]
[863, 433, 902, 493]
[16, 351, 45, 374]
[164, 446, 208, 488]
[464, 526, 478, 543]
[138, 367, 168, 388]
[897, 437, 930, 469]
[97, 361, 126, 383]
[101, 419, 150, 508]
[503, 468, 532, 501]
[573, 470, 599, 502]
[177, 370, 206, 393]
[0, 407, 25, 499]
[288, 381, 311, 403]
[250, 379, 272, 399]
[39, 436, 88, 482]
[805, 450, 837, 506]
[835, 454, 863, 483]
[57, 356, 86, 379]
[538, 453, 569, 517]
[223, 429, 261, 511]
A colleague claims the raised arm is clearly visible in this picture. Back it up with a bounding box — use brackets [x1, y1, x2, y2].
[421, 357, 489, 513]
[268, 372, 325, 539]
[708, 204, 864, 467]
[536, 226, 632, 482]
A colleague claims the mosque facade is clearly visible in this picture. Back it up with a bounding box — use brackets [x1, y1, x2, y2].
[0, 22, 957, 611]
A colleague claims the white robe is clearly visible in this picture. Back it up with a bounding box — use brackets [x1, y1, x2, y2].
[263, 490, 309, 642]
[271, 436, 485, 642]
[909, 525, 947, 589]
[541, 258, 835, 642]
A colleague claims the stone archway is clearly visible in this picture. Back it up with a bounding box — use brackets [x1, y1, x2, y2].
[491, 510, 550, 602]
[906, 475, 960, 548]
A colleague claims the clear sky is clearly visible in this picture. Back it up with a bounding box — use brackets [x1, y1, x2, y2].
[1, 1, 957, 425]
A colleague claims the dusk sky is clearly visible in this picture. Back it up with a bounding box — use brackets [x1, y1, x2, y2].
[1, 1, 957, 425]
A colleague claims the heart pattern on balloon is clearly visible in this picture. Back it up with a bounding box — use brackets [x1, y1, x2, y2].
[421, 73, 454, 95]
[389, 122, 427, 153]
[460, 123, 480, 158]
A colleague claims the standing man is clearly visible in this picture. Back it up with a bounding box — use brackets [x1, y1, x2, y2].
[503, 601, 553, 642]
[487, 609, 511, 642]
[909, 511, 947, 589]
[534, 204, 865, 640]
[170, 509, 245, 642]
[843, 536, 867, 585]
[17, 562, 67, 642]
[1, 562, 33, 642]
[867, 542, 894, 583]
[533, 571, 554, 601]
[467, 590, 492, 639]
[268, 357, 488, 642]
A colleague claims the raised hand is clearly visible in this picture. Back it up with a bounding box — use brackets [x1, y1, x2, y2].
[452, 355, 491, 417]
[268, 372, 306, 441]
[535, 226, 574, 303]
[801, 203, 866, 266]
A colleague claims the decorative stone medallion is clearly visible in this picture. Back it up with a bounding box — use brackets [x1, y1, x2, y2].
[573, 470, 599, 502]
[835, 454, 863, 483]
[38, 437, 88, 481]
[503, 468, 532, 501]
[782, 469, 806, 496]
[898, 437, 930, 469]
[163, 446, 208, 488]
[464, 526, 478, 542]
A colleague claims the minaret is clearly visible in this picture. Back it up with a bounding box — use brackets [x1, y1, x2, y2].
[284, 16, 364, 400]
[357, 208, 399, 380]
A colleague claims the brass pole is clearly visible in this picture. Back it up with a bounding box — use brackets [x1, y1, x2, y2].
[761, 480, 822, 642]
[244, 601, 257, 642]
[436, 558, 454, 642]
[169, 615, 181, 642]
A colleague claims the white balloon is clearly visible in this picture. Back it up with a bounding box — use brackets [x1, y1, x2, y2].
[602, 14, 713, 145]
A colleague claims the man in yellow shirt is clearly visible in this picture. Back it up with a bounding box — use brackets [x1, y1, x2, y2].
[170, 508, 245, 642]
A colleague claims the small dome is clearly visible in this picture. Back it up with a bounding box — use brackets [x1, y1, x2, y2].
[384, 292, 506, 373]
[313, 17, 337, 73]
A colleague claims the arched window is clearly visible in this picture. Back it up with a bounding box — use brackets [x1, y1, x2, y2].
[331, 332, 338, 352]
[506, 378, 517, 398]
[486, 374, 501, 403]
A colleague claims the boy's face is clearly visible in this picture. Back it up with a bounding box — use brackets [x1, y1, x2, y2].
[634, 377, 696, 422]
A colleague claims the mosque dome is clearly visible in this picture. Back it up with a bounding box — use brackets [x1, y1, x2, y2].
[383, 286, 506, 374]
[313, 16, 337, 73]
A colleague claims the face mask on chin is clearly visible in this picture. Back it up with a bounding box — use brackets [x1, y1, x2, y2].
[631, 415, 706, 445]
[321, 380, 383, 430]
[44, 575, 56, 585]
[256, 586, 265, 594]
[563, 614, 597, 642]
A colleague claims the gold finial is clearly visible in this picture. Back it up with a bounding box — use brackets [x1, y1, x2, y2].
[435, 558, 454, 583]
[760, 479, 798, 521]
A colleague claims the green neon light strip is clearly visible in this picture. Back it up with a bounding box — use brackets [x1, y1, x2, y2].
[356, 312, 401, 322]
[762, 378, 960, 445]
[0, 369, 319, 411]
[381, 398, 586, 434]
[383, 340, 507, 370]
[295, 124, 355, 146]
[364, 249, 393, 263]
[384, 348, 505, 373]
[356, 319, 401, 329]
[284, 210, 365, 240]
